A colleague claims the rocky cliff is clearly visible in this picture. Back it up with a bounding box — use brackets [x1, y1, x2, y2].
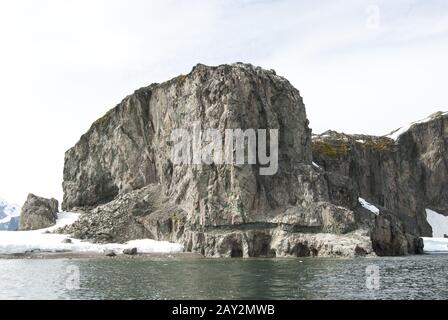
[312, 111, 448, 239]
[60, 63, 428, 257]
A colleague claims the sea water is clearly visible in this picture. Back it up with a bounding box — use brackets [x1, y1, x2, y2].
[0, 254, 447, 300]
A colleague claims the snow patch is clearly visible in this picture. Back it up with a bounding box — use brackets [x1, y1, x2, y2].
[0, 212, 183, 255]
[359, 197, 380, 215]
[425, 209, 448, 238]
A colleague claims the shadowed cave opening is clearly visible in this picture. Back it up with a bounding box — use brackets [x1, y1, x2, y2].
[230, 246, 243, 258]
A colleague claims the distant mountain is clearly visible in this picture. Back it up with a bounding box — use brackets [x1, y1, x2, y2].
[0, 198, 20, 231]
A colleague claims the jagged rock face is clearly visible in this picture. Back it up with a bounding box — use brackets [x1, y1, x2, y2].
[63, 64, 312, 217]
[183, 228, 374, 258]
[400, 112, 448, 216]
[63, 63, 354, 231]
[370, 212, 424, 256]
[19, 194, 59, 230]
[312, 112, 448, 237]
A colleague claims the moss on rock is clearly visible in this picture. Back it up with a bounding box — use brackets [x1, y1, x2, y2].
[364, 137, 394, 151]
[312, 140, 349, 158]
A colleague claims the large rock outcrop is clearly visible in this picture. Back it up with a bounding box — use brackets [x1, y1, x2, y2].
[63, 63, 313, 215]
[19, 194, 59, 230]
[61, 63, 426, 257]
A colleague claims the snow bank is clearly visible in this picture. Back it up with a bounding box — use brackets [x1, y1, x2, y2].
[358, 198, 380, 215]
[422, 237, 448, 253]
[0, 212, 183, 255]
[422, 209, 448, 253]
[426, 209, 448, 238]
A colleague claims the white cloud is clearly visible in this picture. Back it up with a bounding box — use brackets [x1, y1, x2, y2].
[0, 0, 447, 204]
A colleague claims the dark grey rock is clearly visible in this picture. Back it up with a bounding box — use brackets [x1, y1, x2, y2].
[370, 211, 423, 256]
[123, 248, 138, 255]
[104, 250, 116, 257]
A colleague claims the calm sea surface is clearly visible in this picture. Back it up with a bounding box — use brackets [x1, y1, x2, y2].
[0, 254, 447, 300]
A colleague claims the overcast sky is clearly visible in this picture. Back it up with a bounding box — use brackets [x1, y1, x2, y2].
[1, 0, 448, 205]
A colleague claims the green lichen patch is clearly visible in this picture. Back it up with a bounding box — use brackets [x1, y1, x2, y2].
[94, 114, 108, 126]
[364, 137, 394, 151]
[175, 74, 187, 85]
[312, 140, 348, 158]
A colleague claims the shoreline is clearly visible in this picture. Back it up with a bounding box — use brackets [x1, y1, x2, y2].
[0, 251, 203, 260]
[0, 250, 442, 260]
[1, 248, 446, 260]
